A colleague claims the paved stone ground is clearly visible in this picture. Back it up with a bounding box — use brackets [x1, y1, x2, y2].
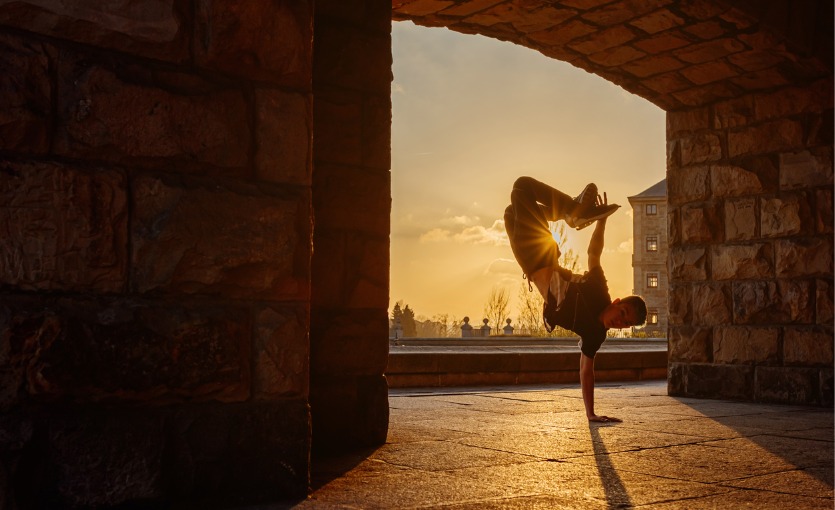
[274, 380, 834, 509]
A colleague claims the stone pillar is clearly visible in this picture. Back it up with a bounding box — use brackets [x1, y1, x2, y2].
[461, 316, 473, 337]
[0, 1, 314, 506]
[503, 319, 514, 335]
[310, 0, 392, 454]
[667, 79, 834, 406]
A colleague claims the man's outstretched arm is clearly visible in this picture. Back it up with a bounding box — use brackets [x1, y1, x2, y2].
[580, 353, 621, 423]
[586, 192, 610, 270]
[587, 217, 606, 270]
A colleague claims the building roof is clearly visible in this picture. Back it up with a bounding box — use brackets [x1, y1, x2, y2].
[628, 179, 666, 199]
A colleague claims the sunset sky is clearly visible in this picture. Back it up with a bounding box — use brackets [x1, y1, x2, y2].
[390, 21, 666, 325]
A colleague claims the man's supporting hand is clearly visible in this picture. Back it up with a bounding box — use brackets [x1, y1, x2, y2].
[588, 415, 622, 423]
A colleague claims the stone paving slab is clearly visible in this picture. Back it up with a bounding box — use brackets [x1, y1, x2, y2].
[251, 380, 833, 509]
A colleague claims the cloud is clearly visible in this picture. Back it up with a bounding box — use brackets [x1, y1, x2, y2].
[453, 219, 508, 246]
[441, 215, 480, 227]
[604, 237, 634, 253]
[419, 228, 451, 243]
[417, 218, 509, 246]
[485, 258, 519, 275]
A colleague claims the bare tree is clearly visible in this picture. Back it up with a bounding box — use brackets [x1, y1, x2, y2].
[483, 286, 510, 334]
[516, 281, 545, 336]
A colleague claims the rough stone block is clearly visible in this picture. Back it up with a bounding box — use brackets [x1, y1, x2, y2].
[313, 18, 390, 93]
[668, 326, 711, 363]
[255, 89, 312, 185]
[674, 37, 746, 64]
[0, 161, 127, 293]
[684, 363, 755, 400]
[0, 0, 188, 62]
[527, 18, 596, 47]
[629, 8, 685, 35]
[712, 243, 773, 280]
[816, 189, 833, 234]
[668, 165, 708, 206]
[668, 206, 681, 246]
[634, 31, 690, 54]
[755, 366, 820, 405]
[195, 0, 312, 88]
[254, 306, 309, 399]
[784, 327, 834, 367]
[817, 279, 834, 325]
[779, 150, 834, 189]
[669, 247, 706, 281]
[755, 79, 834, 121]
[775, 238, 833, 278]
[679, 133, 722, 165]
[131, 174, 310, 300]
[55, 59, 249, 172]
[728, 119, 804, 158]
[681, 202, 722, 244]
[310, 308, 388, 376]
[314, 88, 363, 167]
[0, 33, 51, 153]
[724, 197, 757, 241]
[666, 106, 709, 137]
[712, 94, 753, 129]
[568, 25, 637, 54]
[311, 229, 389, 310]
[0, 297, 251, 408]
[312, 164, 390, 236]
[19, 411, 167, 508]
[711, 165, 764, 197]
[622, 54, 682, 78]
[760, 193, 811, 238]
[733, 280, 814, 325]
[680, 60, 738, 86]
[310, 374, 388, 453]
[166, 400, 310, 504]
[713, 326, 779, 365]
[692, 282, 732, 326]
[667, 284, 691, 326]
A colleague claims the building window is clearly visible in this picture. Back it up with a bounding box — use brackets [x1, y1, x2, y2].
[646, 236, 658, 252]
[647, 273, 658, 288]
[646, 203, 657, 215]
[647, 310, 659, 325]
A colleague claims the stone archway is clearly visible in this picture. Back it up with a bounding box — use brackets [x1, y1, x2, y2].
[383, 0, 833, 404]
[0, 0, 830, 505]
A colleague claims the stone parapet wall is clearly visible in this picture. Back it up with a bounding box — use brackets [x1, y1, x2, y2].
[0, 0, 314, 506]
[667, 79, 834, 405]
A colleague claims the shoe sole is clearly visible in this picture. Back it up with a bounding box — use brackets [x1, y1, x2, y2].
[575, 204, 620, 230]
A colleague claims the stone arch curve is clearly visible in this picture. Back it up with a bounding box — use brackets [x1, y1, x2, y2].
[392, 1, 832, 111]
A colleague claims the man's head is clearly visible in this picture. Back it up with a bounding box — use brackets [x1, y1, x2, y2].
[600, 295, 647, 329]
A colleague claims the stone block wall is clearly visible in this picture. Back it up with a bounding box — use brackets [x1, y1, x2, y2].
[0, 1, 314, 507]
[667, 79, 834, 406]
[310, 0, 392, 454]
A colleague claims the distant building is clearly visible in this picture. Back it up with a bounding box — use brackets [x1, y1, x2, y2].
[627, 180, 667, 334]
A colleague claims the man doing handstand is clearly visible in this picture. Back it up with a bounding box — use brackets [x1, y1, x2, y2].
[504, 176, 647, 423]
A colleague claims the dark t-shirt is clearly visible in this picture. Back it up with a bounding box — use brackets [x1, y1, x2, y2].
[543, 266, 612, 358]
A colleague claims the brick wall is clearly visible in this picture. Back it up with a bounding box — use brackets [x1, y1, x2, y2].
[0, 1, 314, 506]
[667, 79, 834, 405]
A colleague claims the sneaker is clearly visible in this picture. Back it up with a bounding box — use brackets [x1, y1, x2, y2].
[573, 203, 620, 230]
[565, 183, 598, 228]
